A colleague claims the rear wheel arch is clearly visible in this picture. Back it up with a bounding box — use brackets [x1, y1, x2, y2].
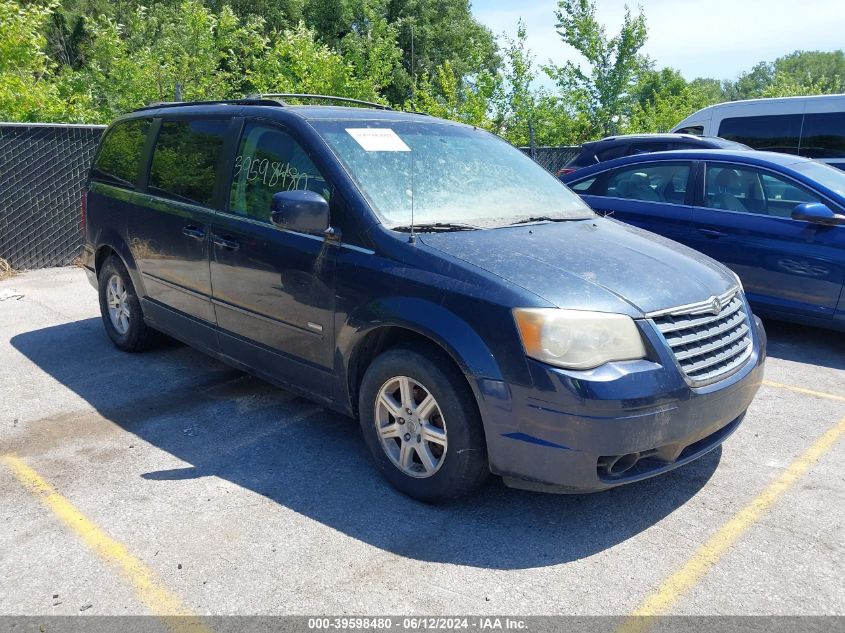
[93, 237, 145, 297]
[94, 245, 117, 278]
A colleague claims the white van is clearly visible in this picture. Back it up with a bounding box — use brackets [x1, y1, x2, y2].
[672, 94, 845, 170]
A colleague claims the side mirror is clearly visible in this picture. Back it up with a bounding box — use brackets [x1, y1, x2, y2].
[791, 202, 845, 226]
[270, 190, 331, 235]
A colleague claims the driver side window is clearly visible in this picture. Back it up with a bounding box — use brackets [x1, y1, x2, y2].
[229, 122, 331, 222]
[704, 164, 823, 218]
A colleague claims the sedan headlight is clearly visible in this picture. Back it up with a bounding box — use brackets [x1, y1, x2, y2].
[513, 308, 647, 370]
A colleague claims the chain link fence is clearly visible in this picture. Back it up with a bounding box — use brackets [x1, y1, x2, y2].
[0, 122, 578, 272]
[0, 123, 105, 270]
[520, 145, 581, 174]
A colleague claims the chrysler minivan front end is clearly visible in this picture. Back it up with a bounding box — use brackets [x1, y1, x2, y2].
[488, 290, 765, 493]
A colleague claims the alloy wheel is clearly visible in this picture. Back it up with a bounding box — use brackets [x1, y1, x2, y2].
[374, 376, 448, 478]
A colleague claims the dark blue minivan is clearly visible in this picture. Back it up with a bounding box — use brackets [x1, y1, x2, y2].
[81, 96, 766, 501]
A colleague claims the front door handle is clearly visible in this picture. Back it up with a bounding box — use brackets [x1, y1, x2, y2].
[212, 234, 240, 250]
[698, 228, 726, 238]
[182, 225, 205, 240]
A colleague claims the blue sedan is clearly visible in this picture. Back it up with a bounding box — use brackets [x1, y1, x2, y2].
[562, 150, 845, 331]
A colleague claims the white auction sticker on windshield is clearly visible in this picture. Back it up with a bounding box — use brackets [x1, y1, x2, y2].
[346, 128, 411, 152]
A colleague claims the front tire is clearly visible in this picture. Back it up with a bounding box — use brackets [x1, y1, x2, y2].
[358, 345, 489, 501]
[98, 256, 159, 352]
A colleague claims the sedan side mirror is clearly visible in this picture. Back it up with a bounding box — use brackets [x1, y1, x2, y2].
[270, 190, 331, 235]
[791, 202, 845, 226]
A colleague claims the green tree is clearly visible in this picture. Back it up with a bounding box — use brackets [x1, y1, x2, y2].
[545, 0, 648, 136]
[248, 22, 385, 101]
[625, 65, 725, 133]
[774, 50, 845, 92]
[385, 0, 499, 104]
[337, 0, 403, 95]
[626, 80, 717, 133]
[495, 20, 536, 145]
[77, 1, 266, 117]
[407, 59, 500, 128]
[0, 0, 94, 121]
[631, 65, 686, 110]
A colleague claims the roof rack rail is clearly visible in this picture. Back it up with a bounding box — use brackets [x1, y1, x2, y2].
[133, 98, 282, 112]
[247, 93, 393, 111]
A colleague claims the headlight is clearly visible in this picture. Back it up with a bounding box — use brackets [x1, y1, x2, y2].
[513, 308, 647, 370]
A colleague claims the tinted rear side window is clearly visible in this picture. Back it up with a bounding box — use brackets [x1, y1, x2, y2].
[149, 119, 228, 206]
[800, 112, 845, 158]
[596, 144, 629, 161]
[718, 114, 802, 154]
[92, 119, 151, 187]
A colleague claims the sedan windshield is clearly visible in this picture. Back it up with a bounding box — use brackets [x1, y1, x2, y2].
[312, 120, 594, 229]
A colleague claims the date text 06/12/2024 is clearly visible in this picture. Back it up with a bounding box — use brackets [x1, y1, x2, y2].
[307, 617, 529, 630]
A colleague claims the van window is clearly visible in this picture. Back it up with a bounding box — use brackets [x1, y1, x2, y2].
[229, 123, 330, 222]
[675, 126, 703, 135]
[92, 119, 151, 187]
[149, 119, 228, 207]
[718, 115, 802, 154]
[800, 112, 845, 159]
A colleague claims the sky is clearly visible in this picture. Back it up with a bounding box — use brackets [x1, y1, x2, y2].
[472, 0, 845, 86]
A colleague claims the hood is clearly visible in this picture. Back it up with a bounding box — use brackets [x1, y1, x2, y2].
[419, 218, 736, 316]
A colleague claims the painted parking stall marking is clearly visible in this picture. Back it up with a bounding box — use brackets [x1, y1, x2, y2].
[1, 453, 212, 633]
[763, 379, 845, 403]
[618, 403, 845, 632]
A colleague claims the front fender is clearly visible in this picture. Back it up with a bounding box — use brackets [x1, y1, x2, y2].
[335, 295, 516, 420]
[342, 296, 505, 381]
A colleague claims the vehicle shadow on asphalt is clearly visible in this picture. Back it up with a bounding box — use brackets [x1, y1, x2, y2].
[12, 317, 724, 570]
[762, 319, 845, 371]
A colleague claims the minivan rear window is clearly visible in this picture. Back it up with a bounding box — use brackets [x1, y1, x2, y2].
[718, 114, 802, 154]
[92, 118, 151, 187]
[800, 112, 845, 159]
[149, 119, 228, 207]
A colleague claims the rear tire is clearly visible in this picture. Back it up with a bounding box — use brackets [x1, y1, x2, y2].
[98, 256, 160, 352]
[358, 344, 489, 502]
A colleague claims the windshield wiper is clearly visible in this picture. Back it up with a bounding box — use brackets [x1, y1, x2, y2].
[506, 216, 571, 226]
[391, 222, 480, 233]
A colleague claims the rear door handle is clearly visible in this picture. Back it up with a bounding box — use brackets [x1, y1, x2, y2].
[212, 234, 240, 250]
[182, 225, 205, 240]
[698, 228, 726, 238]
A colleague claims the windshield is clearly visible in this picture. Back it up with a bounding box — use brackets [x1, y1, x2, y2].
[312, 120, 594, 229]
[790, 161, 845, 198]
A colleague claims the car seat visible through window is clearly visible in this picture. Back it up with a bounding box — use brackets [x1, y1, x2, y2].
[627, 172, 661, 202]
[711, 169, 747, 211]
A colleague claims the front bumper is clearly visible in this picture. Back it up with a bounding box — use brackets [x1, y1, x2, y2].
[478, 312, 767, 493]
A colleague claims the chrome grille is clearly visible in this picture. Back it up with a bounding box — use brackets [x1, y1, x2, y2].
[650, 288, 752, 384]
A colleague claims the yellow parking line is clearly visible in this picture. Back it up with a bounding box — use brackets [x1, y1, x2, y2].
[763, 380, 845, 403]
[618, 413, 845, 633]
[1, 453, 210, 633]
